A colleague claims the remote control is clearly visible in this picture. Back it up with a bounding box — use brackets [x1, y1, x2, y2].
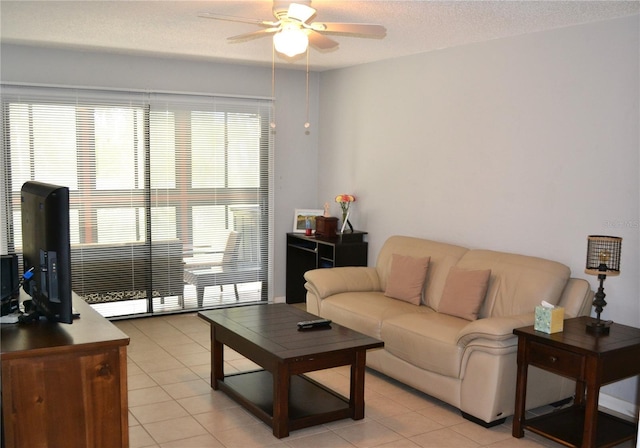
[297, 318, 332, 330]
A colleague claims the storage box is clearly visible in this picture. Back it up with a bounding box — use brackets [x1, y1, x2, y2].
[534, 305, 564, 334]
[315, 216, 338, 237]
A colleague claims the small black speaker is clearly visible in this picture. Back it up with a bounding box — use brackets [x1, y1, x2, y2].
[1, 254, 19, 300]
[1, 254, 20, 315]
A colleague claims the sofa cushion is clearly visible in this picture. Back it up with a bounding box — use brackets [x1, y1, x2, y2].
[456, 250, 571, 318]
[320, 291, 430, 339]
[438, 267, 491, 321]
[384, 254, 430, 305]
[381, 312, 468, 378]
[376, 236, 469, 306]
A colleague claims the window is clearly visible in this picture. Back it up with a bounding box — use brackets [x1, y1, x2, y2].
[1, 85, 273, 317]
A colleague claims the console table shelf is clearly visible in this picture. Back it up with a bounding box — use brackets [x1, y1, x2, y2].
[286, 231, 368, 304]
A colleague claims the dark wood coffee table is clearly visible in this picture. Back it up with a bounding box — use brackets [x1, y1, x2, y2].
[198, 304, 384, 438]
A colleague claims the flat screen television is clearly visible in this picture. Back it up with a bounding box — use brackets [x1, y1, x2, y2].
[20, 181, 73, 324]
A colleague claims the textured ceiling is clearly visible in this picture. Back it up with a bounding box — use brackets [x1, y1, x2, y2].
[1, 0, 639, 71]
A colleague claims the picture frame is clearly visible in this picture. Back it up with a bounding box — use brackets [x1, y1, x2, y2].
[293, 209, 324, 233]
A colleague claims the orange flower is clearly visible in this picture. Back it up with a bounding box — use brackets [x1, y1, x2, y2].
[335, 194, 356, 204]
[335, 194, 356, 215]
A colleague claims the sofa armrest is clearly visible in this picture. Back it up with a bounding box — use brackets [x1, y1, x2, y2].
[456, 312, 535, 346]
[457, 279, 593, 347]
[558, 277, 593, 318]
[304, 266, 381, 301]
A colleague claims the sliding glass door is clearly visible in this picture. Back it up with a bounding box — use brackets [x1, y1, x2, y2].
[1, 85, 273, 318]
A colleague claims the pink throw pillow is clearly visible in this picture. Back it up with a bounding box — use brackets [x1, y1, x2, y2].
[384, 254, 430, 305]
[438, 266, 491, 320]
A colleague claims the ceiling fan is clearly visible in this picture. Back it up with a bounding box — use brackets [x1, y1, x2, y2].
[199, 1, 387, 57]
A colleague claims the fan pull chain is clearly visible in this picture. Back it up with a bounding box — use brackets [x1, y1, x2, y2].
[270, 43, 276, 129]
[304, 48, 310, 130]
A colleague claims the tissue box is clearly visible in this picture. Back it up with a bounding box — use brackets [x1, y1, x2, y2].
[534, 306, 565, 334]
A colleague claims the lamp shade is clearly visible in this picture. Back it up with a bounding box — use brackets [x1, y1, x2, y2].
[273, 25, 308, 57]
[585, 235, 622, 276]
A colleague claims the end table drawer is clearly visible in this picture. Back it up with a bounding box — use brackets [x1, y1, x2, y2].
[529, 342, 583, 377]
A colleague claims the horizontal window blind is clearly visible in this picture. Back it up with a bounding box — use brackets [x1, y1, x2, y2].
[2, 85, 273, 317]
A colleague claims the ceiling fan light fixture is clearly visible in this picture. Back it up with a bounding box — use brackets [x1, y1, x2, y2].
[273, 25, 308, 57]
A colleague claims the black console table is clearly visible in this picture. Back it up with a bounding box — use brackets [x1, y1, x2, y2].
[286, 231, 368, 304]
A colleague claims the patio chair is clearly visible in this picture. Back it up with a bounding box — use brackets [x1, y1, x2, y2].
[184, 231, 240, 269]
[183, 231, 242, 304]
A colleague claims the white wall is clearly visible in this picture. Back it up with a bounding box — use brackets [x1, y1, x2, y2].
[318, 16, 639, 411]
[0, 43, 321, 300]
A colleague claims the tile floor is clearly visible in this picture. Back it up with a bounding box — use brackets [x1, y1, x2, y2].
[116, 311, 637, 448]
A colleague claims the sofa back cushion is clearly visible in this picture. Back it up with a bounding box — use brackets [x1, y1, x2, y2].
[376, 236, 468, 306]
[455, 250, 571, 318]
[437, 266, 491, 321]
[384, 254, 431, 305]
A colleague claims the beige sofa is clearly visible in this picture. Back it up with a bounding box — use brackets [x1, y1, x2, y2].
[304, 235, 593, 426]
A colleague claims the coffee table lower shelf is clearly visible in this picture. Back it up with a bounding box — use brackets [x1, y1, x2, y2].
[524, 406, 637, 448]
[218, 370, 352, 433]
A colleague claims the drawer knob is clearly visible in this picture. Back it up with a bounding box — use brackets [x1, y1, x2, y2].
[549, 356, 558, 363]
[98, 363, 112, 377]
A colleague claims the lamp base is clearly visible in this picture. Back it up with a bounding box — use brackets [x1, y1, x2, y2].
[586, 319, 613, 335]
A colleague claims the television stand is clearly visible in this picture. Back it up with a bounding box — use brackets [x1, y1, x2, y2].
[1, 293, 129, 447]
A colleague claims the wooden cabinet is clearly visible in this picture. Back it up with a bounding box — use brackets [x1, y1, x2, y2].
[1, 294, 130, 448]
[286, 231, 368, 304]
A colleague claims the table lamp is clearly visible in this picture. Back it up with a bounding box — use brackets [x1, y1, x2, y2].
[584, 235, 622, 335]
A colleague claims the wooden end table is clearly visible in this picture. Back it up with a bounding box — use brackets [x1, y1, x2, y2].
[198, 304, 383, 438]
[513, 316, 640, 448]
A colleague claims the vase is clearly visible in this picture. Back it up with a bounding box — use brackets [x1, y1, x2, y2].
[341, 211, 354, 233]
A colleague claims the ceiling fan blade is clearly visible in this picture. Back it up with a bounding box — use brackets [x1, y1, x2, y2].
[307, 30, 339, 50]
[228, 28, 280, 42]
[287, 3, 316, 23]
[311, 22, 387, 37]
[198, 12, 278, 27]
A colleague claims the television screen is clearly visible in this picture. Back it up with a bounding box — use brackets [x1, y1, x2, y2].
[20, 181, 73, 324]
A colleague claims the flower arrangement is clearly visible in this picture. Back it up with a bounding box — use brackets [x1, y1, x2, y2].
[335, 194, 356, 232]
